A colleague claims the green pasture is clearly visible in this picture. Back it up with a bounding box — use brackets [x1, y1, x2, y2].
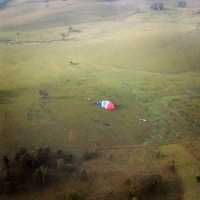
[0, 11, 199, 153]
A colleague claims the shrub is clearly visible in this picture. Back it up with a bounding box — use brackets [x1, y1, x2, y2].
[68, 192, 85, 200]
[150, 3, 164, 11]
[177, 1, 187, 8]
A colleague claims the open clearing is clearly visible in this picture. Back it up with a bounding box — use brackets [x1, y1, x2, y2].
[0, 1, 200, 199]
[0, 10, 200, 152]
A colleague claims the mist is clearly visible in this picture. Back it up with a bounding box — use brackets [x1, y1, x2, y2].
[0, 0, 200, 200]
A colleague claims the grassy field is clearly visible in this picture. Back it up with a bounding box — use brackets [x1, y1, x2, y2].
[0, 10, 200, 154]
[0, 5, 200, 200]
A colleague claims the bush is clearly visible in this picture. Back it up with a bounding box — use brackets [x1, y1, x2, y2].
[68, 192, 85, 200]
[83, 150, 98, 161]
[127, 173, 183, 200]
[150, 3, 164, 11]
[177, 1, 187, 8]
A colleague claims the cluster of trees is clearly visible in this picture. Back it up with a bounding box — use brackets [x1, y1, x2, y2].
[0, 146, 81, 194]
[150, 1, 187, 11]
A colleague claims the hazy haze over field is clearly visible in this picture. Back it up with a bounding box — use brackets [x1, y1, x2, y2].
[0, 0, 200, 30]
[0, 1, 200, 199]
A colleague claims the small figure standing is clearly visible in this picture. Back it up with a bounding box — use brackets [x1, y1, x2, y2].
[39, 90, 48, 98]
